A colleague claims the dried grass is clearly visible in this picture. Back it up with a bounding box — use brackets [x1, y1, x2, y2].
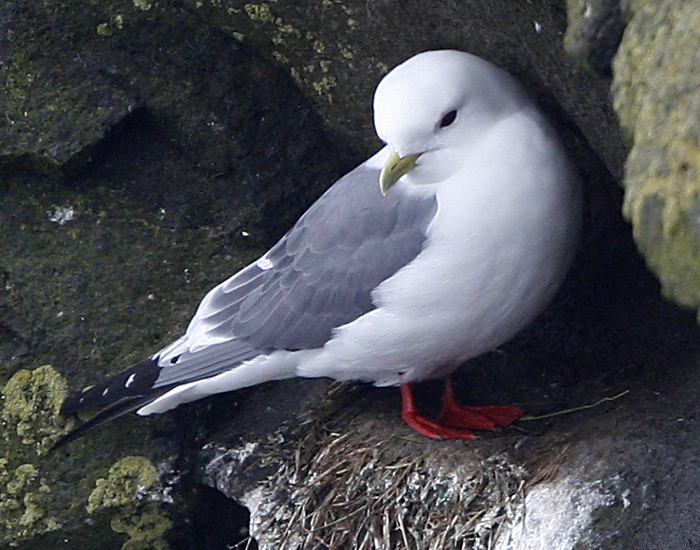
[241, 425, 528, 550]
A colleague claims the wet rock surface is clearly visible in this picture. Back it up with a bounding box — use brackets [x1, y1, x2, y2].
[1, 3, 351, 547]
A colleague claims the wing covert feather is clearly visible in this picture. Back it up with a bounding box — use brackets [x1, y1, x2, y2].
[185, 162, 437, 352]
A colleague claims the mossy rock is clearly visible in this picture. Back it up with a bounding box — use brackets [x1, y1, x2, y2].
[0, 366, 179, 549]
[612, 0, 700, 317]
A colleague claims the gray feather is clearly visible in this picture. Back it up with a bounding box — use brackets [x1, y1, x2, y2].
[153, 162, 436, 388]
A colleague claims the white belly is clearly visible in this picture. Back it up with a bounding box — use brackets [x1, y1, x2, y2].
[298, 111, 581, 386]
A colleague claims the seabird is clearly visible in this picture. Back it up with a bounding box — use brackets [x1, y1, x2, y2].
[56, 50, 581, 446]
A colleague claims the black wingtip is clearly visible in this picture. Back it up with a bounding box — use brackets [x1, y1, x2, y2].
[53, 357, 166, 451]
[51, 394, 158, 452]
[60, 357, 161, 416]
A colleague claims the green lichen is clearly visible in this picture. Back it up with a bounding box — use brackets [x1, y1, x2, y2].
[87, 456, 158, 513]
[0, 459, 59, 542]
[112, 510, 173, 550]
[312, 76, 337, 101]
[133, 0, 153, 10]
[0, 366, 71, 543]
[312, 39, 325, 53]
[244, 3, 274, 22]
[87, 456, 172, 550]
[236, 0, 349, 102]
[612, 0, 700, 315]
[1, 365, 73, 449]
[96, 15, 125, 36]
[5, 464, 39, 495]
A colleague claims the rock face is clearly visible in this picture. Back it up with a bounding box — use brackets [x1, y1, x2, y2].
[0, 365, 182, 550]
[1, 2, 351, 548]
[1, 0, 699, 549]
[612, 0, 700, 319]
[181, 0, 626, 179]
[564, 0, 625, 75]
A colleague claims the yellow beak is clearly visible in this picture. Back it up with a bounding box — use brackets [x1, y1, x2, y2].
[379, 151, 421, 195]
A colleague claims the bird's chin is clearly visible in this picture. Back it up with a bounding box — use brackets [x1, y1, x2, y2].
[401, 164, 449, 188]
[398, 172, 443, 194]
[412, 147, 470, 187]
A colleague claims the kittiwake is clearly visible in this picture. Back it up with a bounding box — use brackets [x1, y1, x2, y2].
[56, 50, 581, 446]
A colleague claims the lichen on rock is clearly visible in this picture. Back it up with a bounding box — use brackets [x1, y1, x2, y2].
[0, 364, 176, 549]
[87, 456, 159, 514]
[0, 459, 60, 543]
[88, 456, 173, 550]
[111, 510, 173, 550]
[612, 0, 700, 317]
[0, 366, 71, 544]
[1, 364, 73, 450]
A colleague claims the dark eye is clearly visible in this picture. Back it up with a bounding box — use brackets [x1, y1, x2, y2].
[439, 110, 457, 128]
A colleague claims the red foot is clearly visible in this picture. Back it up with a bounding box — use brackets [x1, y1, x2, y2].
[400, 380, 524, 440]
[401, 384, 476, 440]
[438, 378, 524, 430]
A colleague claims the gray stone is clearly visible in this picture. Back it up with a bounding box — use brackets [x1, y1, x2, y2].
[564, 0, 625, 75]
[612, 0, 700, 318]
[182, 0, 626, 179]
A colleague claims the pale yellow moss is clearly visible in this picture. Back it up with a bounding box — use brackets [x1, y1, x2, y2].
[0, 460, 60, 541]
[87, 456, 158, 514]
[278, 23, 298, 35]
[272, 51, 289, 63]
[6, 464, 38, 495]
[312, 76, 336, 101]
[244, 3, 274, 22]
[19, 492, 45, 526]
[376, 62, 390, 74]
[1, 364, 72, 448]
[133, 0, 152, 10]
[612, 0, 700, 311]
[112, 509, 173, 550]
[86, 456, 173, 550]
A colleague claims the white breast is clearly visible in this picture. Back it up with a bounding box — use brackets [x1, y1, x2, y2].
[297, 108, 581, 386]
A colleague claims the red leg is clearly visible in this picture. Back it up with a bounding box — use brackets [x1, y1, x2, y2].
[401, 383, 476, 440]
[438, 378, 524, 430]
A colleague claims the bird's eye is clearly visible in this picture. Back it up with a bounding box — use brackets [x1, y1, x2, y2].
[439, 110, 457, 128]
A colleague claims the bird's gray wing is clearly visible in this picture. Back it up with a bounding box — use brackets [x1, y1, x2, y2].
[153, 158, 437, 387]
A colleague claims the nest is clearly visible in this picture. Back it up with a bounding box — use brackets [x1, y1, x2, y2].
[240, 424, 528, 550]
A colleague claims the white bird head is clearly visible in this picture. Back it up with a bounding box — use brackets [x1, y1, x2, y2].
[373, 50, 530, 193]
